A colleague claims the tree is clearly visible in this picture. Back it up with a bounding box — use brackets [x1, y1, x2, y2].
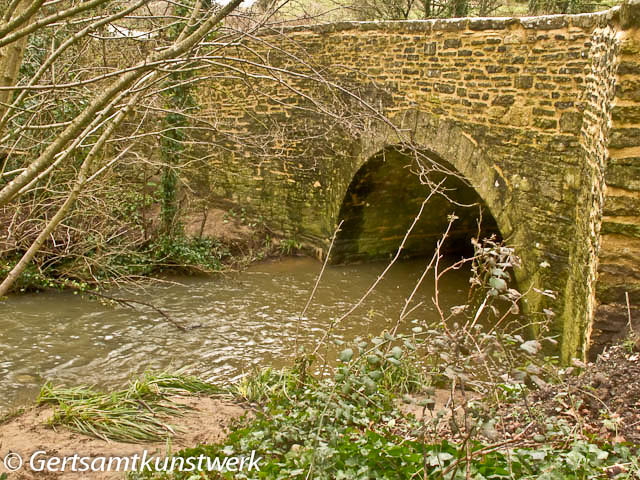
[0, 0, 462, 297]
[0, 0, 244, 296]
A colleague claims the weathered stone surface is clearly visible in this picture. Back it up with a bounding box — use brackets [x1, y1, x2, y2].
[604, 191, 640, 216]
[609, 129, 640, 148]
[432, 18, 468, 31]
[605, 159, 640, 190]
[560, 111, 582, 133]
[618, 60, 640, 75]
[602, 219, 640, 238]
[521, 15, 568, 30]
[621, 0, 640, 28]
[469, 18, 517, 30]
[616, 79, 640, 102]
[184, 6, 639, 362]
[612, 105, 640, 123]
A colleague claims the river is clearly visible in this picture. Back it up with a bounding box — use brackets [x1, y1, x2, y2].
[0, 256, 472, 413]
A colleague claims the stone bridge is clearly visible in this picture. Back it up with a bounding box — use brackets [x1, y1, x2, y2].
[186, 1, 640, 360]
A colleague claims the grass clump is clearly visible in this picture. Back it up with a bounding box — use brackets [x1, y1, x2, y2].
[38, 370, 224, 443]
[230, 367, 301, 404]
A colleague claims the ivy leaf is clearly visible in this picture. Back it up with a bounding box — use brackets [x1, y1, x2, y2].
[366, 354, 381, 366]
[390, 346, 403, 360]
[339, 348, 354, 362]
[489, 276, 507, 292]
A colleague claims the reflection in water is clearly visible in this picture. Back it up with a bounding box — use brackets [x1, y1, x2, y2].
[0, 256, 471, 412]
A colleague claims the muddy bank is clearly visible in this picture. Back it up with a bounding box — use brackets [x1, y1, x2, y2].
[0, 396, 246, 480]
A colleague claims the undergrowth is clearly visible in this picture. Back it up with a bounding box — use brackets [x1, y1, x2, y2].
[0, 234, 231, 294]
[127, 337, 640, 479]
[127, 237, 640, 479]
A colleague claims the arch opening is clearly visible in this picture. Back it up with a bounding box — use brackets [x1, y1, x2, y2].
[331, 147, 502, 264]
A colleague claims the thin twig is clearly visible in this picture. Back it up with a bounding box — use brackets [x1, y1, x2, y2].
[295, 220, 343, 356]
[312, 180, 445, 356]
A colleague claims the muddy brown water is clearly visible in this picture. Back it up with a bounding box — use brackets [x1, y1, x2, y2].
[0, 256, 471, 414]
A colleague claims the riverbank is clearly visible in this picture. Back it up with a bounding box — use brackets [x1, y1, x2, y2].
[0, 205, 291, 296]
[1, 340, 638, 479]
[0, 396, 245, 480]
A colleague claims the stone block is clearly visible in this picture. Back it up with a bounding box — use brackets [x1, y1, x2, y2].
[612, 105, 640, 123]
[432, 18, 468, 31]
[602, 220, 640, 238]
[560, 112, 582, 132]
[534, 117, 558, 129]
[492, 94, 515, 106]
[609, 129, 640, 149]
[434, 82, 456, 94]
[621, 0, 640, 28]
[616, 79, 640, 102]
[571, 14, 597, 29]
[425, 42, 437, 55]
[521, 15, 568, 30]
[604, 194, 640, 216]
[515, 75, 533, 89]
[444, 38, 461, 49]
[469, 18, 517, 30]
[605, 159, 640, 190]
[618, 60, 640, 75]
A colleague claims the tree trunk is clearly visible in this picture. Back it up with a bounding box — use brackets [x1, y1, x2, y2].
[0, 0, 243, 208]
[0, 0, 35, 128]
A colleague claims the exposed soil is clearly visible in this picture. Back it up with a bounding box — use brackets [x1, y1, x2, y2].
[182, 207, 254, 244]
[529, 343, 640, 445]
[0, 396, 246, 480]
[496, 342, 640, 446]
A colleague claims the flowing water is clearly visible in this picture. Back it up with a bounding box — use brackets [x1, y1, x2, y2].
[0, 256, 472, 413]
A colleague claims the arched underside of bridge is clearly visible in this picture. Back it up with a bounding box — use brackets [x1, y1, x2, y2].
[330, 147, 501, 264]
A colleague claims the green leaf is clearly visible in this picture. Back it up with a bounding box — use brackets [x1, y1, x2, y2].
[366, 354, 381, 366]
[390, 346, 403, 360]
[363, 377, 377, 394]
[339, 348, 354, 362]
[489, 276, 507, 292]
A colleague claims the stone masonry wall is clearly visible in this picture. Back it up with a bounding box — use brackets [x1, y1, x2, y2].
[591, 3, 640, 355]
[189, 3, 640, 360]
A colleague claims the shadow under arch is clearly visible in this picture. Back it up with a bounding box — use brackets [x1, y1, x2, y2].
[330, 146, 502, 264]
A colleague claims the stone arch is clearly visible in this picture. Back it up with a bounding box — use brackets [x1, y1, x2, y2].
[351, 112, 516, 245]
[327, 111, 536, 314]
[330, 146, 503, 264]
[329, 112, 518, 254]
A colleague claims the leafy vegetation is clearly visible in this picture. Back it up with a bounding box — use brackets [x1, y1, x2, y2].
[127, 343, 639, 480]
[125, 239, 638, 479]
[0, 233, 231, 294]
